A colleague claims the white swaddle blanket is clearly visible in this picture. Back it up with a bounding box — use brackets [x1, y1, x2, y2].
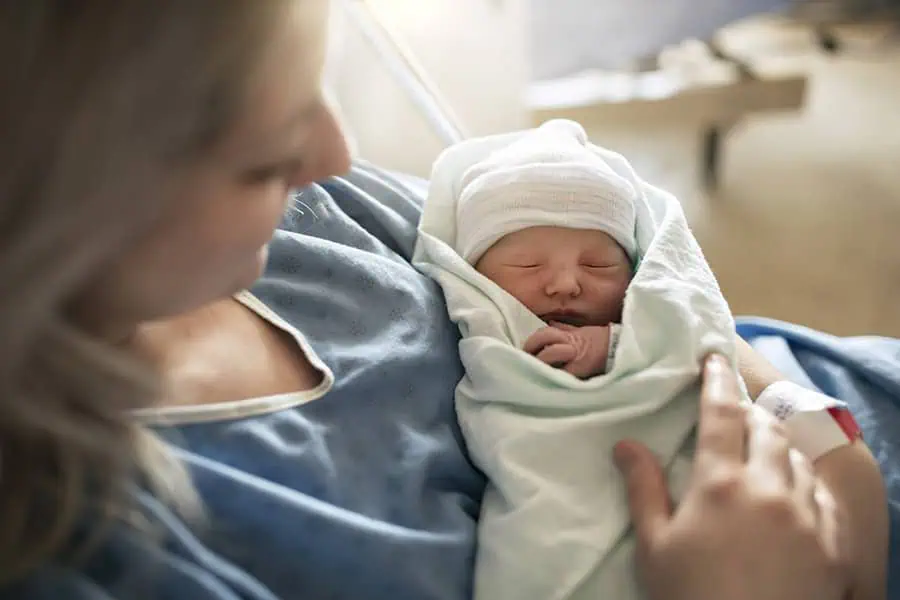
[412, 125, 746, 600]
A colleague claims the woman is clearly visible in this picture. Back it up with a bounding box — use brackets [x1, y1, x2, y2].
[0, 2, 884, 599]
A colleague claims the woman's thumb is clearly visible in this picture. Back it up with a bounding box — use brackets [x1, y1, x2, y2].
[614, 441, 671, 544]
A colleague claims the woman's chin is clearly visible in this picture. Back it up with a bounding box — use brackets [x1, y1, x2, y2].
[210, 246, 271, 301]
[239, 245, 270, 288]
[255, 244, 270, 272]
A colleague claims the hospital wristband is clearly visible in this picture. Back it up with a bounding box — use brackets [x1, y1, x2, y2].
[755, 380, 862, 462]
[606, 323, 621, 371]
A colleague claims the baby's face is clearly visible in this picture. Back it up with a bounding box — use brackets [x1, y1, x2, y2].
[475, 226, 632, 326]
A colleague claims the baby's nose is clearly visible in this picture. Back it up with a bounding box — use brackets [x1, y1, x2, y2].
[545, 268, 581, 297]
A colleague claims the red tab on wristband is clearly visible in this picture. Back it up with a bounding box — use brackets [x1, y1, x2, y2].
[826, 406, 863, 442]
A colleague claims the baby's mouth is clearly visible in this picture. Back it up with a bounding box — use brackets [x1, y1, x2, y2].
[541, 311, 587, 326]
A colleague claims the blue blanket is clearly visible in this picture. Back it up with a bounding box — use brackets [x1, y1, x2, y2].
[737, 317, 900, 596]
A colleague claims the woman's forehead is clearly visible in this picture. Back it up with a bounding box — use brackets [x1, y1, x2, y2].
[225, 0, 331, 152]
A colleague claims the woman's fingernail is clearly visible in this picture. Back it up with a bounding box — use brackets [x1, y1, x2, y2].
[705, 354, 726, 371]
[613, 442, 634, 470]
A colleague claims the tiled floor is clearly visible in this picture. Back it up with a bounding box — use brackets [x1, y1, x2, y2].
[331, 1, 900, 337]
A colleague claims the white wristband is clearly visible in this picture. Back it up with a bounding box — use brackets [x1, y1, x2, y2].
[606, 323, 621, 370]
[755, 380, 862, 462]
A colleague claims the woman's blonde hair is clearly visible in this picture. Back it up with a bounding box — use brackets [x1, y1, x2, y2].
[0, 0, 293, 582]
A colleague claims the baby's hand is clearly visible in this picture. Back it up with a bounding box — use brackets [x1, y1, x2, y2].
[524, 322, 611, 379]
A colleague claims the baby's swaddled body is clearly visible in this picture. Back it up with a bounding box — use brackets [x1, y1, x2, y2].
[413, 120, 743, 600]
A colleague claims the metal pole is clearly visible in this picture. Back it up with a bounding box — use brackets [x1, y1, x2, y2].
[343, 0, 469, 147]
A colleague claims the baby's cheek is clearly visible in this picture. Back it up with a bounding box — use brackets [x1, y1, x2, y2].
[594, 279, 629, 320]
[605, 269, 632, 296]
[495, 277, 541, 311]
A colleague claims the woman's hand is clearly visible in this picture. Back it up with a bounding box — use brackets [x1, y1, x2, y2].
[614, 354, 853, 600]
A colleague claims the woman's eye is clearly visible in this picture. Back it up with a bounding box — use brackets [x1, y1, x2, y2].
[243, 165, 286, 184]
[244, 159, 304, 184]
[244, 167, 279, 183]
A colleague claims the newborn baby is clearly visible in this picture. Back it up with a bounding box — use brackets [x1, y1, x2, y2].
[454, 119, 638, 379]
[419, 119, 705, 600]
[415, 120, 874, 600]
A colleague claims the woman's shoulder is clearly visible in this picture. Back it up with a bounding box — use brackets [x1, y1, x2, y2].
[256, 161, 458, 375]
[278, 161, 428, 261]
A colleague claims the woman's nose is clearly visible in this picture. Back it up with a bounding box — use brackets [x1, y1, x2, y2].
[319, 107, 352, 177]
[299, 101, 352, 185]
[544, 267, 581, 298]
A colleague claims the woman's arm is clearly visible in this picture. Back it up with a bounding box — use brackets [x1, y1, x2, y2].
[735, 337, 785, 400]
[736, 337, 888, 600]
[616, 355, 852, 600]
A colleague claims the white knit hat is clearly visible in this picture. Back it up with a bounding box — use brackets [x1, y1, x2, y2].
[455, 119, 637, 265]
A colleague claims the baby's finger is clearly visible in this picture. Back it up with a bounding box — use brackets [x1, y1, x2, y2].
[564, 356, 601, 379]
[549, 321, 578, 331]
[524, 327, 568, 355]
[536, 343, 577, 367]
